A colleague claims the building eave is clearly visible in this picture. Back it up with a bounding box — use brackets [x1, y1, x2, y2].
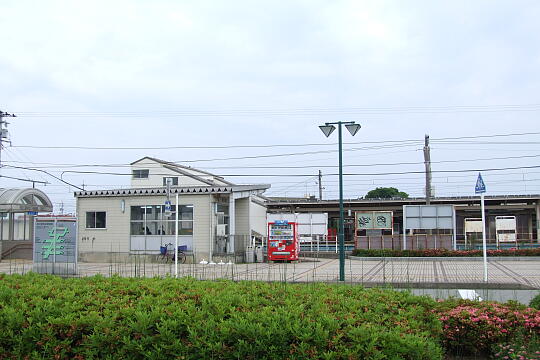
[74, 184, 271, 198]
[266, 194, 540, 207]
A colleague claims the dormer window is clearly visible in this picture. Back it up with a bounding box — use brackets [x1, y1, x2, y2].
[132, 169, 149, 179]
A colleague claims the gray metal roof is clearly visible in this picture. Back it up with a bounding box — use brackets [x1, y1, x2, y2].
[0, 188, 53, 212]
[267, 194, 540, 206]
[131, 156, 234, 186]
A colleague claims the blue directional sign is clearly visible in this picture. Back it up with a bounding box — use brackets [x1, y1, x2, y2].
[164, 200, 172, 212]
[475, 173, 486, 194]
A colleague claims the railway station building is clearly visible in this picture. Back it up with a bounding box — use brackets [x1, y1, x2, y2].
[75, 157, 269, 262]
[266, 195, 540, 250]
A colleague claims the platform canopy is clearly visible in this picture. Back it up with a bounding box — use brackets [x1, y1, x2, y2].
[0, 188, 53, 213]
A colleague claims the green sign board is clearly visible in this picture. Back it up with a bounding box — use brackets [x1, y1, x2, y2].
[356, 211, 393, 230]
[33, 217, 77, 275]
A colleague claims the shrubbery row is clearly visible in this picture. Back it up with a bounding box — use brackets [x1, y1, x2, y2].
[0, 274, 443, 359]
[351, 248, 540, 257]
[0, 274, 538, 359]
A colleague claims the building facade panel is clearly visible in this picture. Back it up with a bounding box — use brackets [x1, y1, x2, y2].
[77, 194, 213, 261]
[235, 198, 249, 236]
[250, 201, 268, 237]
[131, 158, 209, 188]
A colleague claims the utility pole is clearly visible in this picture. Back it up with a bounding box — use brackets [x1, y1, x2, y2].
[318, 170, 323, 200]
[423, 134, 432, 205]
[0, 111, 16, 172]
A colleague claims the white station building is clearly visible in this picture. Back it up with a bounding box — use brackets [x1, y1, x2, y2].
[75, 157, 269, 262]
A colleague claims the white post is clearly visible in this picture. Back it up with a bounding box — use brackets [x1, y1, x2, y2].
[402, 206, 407, 250]
[452, 206, 457, 250]
[229, 194, 236, 254]
[209, 201, 214, 262]
[536, 203, 540, 243]
[481, 193, 488, 282]
[175, 193, 179, 278]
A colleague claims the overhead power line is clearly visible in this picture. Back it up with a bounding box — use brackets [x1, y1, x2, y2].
[5, 164, 540, 178]
[2, 165, 84, 190]
[9, 131, 540, 150]
[0, 174, 48, 184]
[11, 139, 422, 150]
[13, 103, 540, 117]
[3, 153, 540, 170]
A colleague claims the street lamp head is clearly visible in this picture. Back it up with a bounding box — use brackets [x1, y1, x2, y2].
[319, 124, 336, 137]
[345, 123, 361, 136]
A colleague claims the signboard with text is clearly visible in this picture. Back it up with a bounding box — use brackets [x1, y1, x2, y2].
[33, 217, 77, 275]
[403, 205, 454, 230]
[355, 211, 393, 231]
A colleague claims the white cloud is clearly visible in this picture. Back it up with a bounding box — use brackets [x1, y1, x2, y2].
[1, 0, 539, 203]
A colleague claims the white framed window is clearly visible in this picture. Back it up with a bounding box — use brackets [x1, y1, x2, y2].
[86, 211, 106, 229]
[130, 205, 193, 235]
[132, 169, 149, 179]
[163, 177, 179, 186]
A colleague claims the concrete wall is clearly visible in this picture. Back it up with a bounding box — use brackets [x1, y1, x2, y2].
[77, 194, 213, 261]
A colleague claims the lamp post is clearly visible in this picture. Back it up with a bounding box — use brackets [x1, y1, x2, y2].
[319, 121, 361, 281]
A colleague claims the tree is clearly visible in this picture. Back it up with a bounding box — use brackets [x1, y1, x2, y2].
[364, 187, 409, 199]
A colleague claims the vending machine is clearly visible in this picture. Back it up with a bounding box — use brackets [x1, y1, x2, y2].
[268, 220, 298, 261]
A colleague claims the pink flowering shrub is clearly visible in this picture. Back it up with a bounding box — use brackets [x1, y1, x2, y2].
[352, 248, 540, 257]
[437, 300, 540, 355]
[492, 344, 540, 360]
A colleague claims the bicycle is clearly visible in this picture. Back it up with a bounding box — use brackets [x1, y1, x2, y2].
[159, 243, 187, 264]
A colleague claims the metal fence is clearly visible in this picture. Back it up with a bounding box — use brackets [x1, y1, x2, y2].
[355, 233, 540, 251]
[1, 249, 539, 291]
[1, 235, 540, 302]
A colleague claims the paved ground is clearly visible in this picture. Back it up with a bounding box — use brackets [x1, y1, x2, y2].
[2, 257, 539, 289]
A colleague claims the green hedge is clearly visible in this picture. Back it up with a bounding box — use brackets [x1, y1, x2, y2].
[0, 274, 443, 360]
[351, 248, 540, 257]
[531, 293, 540, 310]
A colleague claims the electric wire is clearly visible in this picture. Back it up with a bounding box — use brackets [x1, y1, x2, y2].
[4, 164, 540, 178]
[14, 103, 540, 117]
[3, 153, 540, 170]
[9, 131, 540, 150]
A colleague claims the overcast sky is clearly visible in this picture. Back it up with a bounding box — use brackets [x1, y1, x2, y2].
[1, 0, 540, 213]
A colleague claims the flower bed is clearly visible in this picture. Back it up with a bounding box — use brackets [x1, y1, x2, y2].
[435, 300, 540, 357]
[351, 248, 540, 258]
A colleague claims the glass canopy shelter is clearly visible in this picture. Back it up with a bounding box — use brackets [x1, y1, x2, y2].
[0, 188, 53, 257]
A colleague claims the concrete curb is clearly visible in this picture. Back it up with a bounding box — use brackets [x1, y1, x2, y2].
[348, 256, 540, 262]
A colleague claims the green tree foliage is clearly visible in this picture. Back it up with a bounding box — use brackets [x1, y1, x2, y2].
[530, 292, 540, 310]
[365, 187, 409, 199]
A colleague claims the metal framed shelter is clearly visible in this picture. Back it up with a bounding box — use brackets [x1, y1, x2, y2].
[0, 188, 53, 258]
[267, 194, 540, 250]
